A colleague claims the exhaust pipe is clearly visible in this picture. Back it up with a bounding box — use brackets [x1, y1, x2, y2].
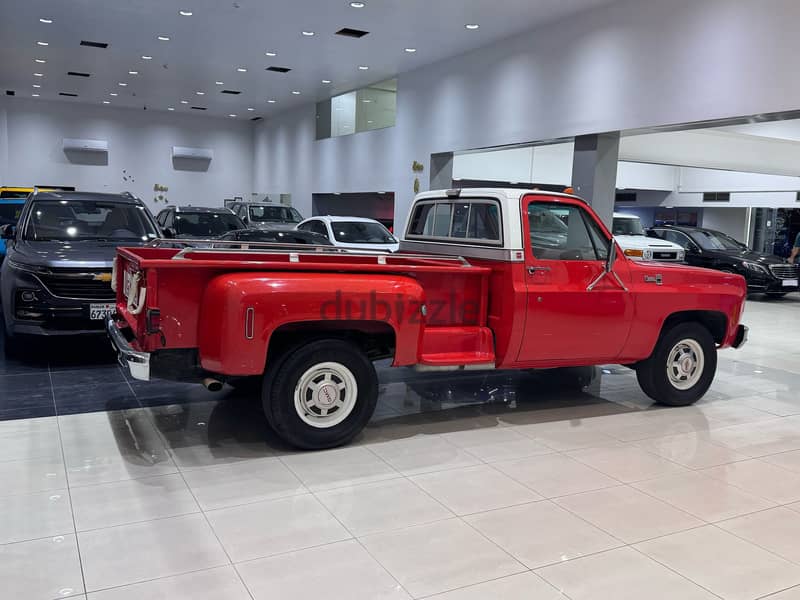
[203, 377, 223, 392]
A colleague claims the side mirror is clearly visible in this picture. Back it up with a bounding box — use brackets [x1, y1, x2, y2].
[162, 227, 177, 239]
[1, 224, 15, 240]
[687, 242, 700, 254]
[605, 238, 618, 273]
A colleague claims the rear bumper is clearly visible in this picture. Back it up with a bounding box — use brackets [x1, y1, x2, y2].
[732, 324, 749, 349]
[106, 316, 150, 381]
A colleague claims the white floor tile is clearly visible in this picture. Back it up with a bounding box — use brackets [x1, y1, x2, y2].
[568, 444, 688, 483]
[70, 473, 199, 531]
[0, 534, 84, 599]
[237, 539, 411, 600]
[637, 526, 800, 600]
[0, 456, 66, 497]
[537, 547, 717, 600]
[465, 501, 622, 568]
[280, 446, 399, 491]
[206, 494, 351, 563]
[182, 457, 306, 510]
[0, 489, 73, 544]
[632, 470, 775, 522]
[763, 449, 800, 473]
[700, 459, 800, 504]
[368, 435, 482, 476]
[493, 453, 619, 498]
[79, 513, 229, 591]
[411, 464, 541, 516]
[86, 566, 251, 600]
[634, 432, 750, 469]
[555, 485, 703, 543]
[360, 518, 525, 598]
[426, 571, 563, 600]
[717, 507, 800, 564]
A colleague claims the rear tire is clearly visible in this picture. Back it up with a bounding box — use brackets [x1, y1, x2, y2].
[635, 322, 716, 407]
[263, 339, 378, 450]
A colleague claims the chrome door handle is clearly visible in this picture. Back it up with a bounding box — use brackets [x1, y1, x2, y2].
[527, 266, 551, 274]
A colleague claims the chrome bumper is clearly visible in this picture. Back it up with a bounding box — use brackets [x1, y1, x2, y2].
[733, 324, 749, 349]
[106, 316, 151, 381]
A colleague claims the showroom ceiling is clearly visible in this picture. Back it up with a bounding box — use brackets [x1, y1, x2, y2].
[0, 0, 617, 120]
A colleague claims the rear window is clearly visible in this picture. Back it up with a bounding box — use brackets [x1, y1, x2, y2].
[0, 191, 29, 199]
[406, 199, 501, 245]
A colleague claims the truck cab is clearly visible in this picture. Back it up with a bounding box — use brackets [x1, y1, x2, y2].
[108, 188, 748, 450]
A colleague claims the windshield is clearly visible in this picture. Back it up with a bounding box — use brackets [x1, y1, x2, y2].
[690, 229, 747, 251]
[174, 212, 244, 237]
[0, 203, 24, 226]
[249, 205, 303, 223]
[24, 200, 159, 241]
[612, 216, 644, 236]
[0, 191, 30, 199]
[331, 221, 396, 244]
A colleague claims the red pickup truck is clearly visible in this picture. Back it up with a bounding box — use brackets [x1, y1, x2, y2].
[108, 189, 748, 449]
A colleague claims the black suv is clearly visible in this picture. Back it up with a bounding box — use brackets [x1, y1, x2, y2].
[1, 191, 161, 339]
[648, 225, 799, 297]
[156, 206, 244, 238]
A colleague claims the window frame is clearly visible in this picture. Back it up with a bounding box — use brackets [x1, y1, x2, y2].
[526, 201, 610, 262]
[404, 198, 504, 247]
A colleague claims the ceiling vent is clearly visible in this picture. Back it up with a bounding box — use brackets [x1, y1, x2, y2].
[615, 192, 637, 203]
[67, 71, 91, 78]
[266, 66, 291, 73]
[59, 92, 78, 97]
[172, 146, 213, 160]
[702, 192, 731, 203]
[221, 89, 241, 95]
[80, 40, 108, 48]
[250, 116, 263, 122]
[336, 27, 369, 38]
[5, 90, 15, 96]
[63, 138, 108, 153]
[190, 106, 207, 110]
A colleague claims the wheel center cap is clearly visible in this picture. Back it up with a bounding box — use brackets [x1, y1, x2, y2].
[317, 384, 338, 407]
[681, 358, 693, 374]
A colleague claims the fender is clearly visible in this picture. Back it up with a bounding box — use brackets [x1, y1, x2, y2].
[197, 271, 426, 375]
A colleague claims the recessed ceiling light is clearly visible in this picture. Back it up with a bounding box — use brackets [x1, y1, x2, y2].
[118, 82, 127, 86]
[196, 91, 205, 95]
[247, 107, 255, 111]
[102, 100, 110, 104]
[128, 70, 139, 75]
[321, 79, 332, 84]
[35, 58, 46, 63]
[167, 107, 175, 111]
[180, 99, 188, 104]
[465, 23, 480, 30]
[404, 47, 417, 53]
[358, 65, 369, 70]
[157, 35, 170, 41]
[39, 18, 53, 24]
[141, 55, 152, 60]
[109, 92, 118, 96]
[228, 114, 237, 117]
[32, 84, 41, 88]
[350, 1, 366, 7]
[301, 31, 315, 36]
[367, 120, 374, 124]
[362, 99, 373, 103]
[32, 93, 40, 97]
[265, 51, 277, 57]
[267, 99, 276, 103]
[236, 67, 247, 72]
[37, 41, 49, 46]
[215, 81, 224, 85]
[179, 10, 193, 16]
[291, 90, 301, 95]
[33, 72, 44, 77]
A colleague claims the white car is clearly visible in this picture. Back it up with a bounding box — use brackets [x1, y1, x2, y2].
[297, 216, 399, 252]
[613, 212, 685, 262]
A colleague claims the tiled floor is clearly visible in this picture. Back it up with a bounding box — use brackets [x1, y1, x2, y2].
[2, 296, 800, 599]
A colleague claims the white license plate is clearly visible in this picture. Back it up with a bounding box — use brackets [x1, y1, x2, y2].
[89, 303, 115, 320]
[782, 279, 798, 288]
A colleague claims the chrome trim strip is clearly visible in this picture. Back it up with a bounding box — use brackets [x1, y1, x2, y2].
[106, 316, 150, 381]
[399, 241, 523, 262]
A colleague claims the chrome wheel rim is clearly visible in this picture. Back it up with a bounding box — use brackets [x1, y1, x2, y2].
[666, 339, 704, 391]
[294, 362, 358, 428]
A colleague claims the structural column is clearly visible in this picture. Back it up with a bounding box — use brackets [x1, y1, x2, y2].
[570, 132, 620, 229]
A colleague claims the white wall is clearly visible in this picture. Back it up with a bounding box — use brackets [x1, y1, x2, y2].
[253, 0, 800, 229]
[701, 207, 750, 240]
[0, 98, 253, 213]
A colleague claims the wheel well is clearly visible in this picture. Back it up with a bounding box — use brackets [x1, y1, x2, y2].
[662, 310, 727, 344]
[266, 320, 396, 366]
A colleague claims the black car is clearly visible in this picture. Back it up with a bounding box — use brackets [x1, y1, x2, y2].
[0, 191, 161, 339]
[648, 225, 799, 297]
[155, 206, 244, 238]
[217, 228, 333, 248]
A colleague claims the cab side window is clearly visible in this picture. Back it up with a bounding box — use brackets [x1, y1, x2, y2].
[301, 220, 329, 238]
[659, 230, 691, 249]
[528, 203, 609, 261]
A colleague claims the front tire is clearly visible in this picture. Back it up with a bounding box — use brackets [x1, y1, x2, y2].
[635, 322, 716, 407]
[263, 339, 378, 450]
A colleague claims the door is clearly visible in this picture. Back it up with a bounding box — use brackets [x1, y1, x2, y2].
[656, 229, 707, 267]
[518, 197, 634, 363]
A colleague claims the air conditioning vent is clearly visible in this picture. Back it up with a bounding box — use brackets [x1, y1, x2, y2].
[266, 66, 291, 73]
[250, 116, 263, 122]
[59, 92, 79, 97]
[67, 71, 91, 78]
[172, 146, 213, 160]
[221, 89, 241, 95]
[80, 40, 108, 48]
[190, 106, 207, 110]
[63, 138, 108, 152]
[615, 192, 637, 203]
[703, 192, 730, 203]
[5, 90, 15, 96]
[335, 27, 369, 38]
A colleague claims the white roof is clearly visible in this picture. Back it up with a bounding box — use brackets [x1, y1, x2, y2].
[314, 215, 386, 224]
